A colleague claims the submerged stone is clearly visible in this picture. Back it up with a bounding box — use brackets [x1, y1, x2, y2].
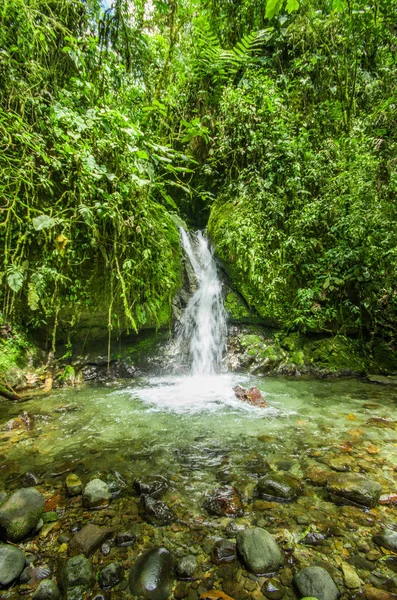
[140, 495, 175, 526]
[129, 547, 174, 600]
[68, 523, 113, 557]
[176, 555, 197, 580]
[293, 566, 338, 600]
[0, 487, 45, 541]
[65, 474, 83, 497]
[99, 562, 124, 589]
[211, 539, 236, 565]
[61, 554, 93, 598]
[133, 476, 168, 498]
[327, 473, 382, 507]
[256, 474, 302, 502]
[373, 529, 397, 552]
[204, 486, 243, 517]
[236, 527, 283, 575]
[83, 479, 112, 510]
[0, 543, 25, 587]
[33, 579, 61, 600]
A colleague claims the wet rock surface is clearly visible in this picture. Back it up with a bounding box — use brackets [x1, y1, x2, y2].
[129, 547, 174, 600]
[32, 578, 61, 599]
[204, 486, 243, 517]
[68, 523, 113, 557]
[236, 528, 283, 575]
[140, 495, 175, 526]
[0, 487, 45, 541]
[327, 473, 382, 507]
[256, 474, 302, 502]
[83, 479, 112, 510]
[0, 372, 397, 600]
[61, 554, 93, 597]
[293, 566, 339, 600]
[0, 543, 25, 587]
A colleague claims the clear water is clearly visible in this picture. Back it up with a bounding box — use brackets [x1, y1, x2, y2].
[1, 374, 396, 512]
[175, 230, 227, 375]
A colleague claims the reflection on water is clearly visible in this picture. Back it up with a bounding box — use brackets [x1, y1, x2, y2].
[1, 374, 396, 506]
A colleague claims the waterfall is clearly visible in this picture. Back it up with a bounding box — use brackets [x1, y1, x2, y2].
[176, 229, 227, 375]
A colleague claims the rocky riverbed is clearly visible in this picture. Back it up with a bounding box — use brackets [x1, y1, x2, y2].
[0, 376, 397, 599]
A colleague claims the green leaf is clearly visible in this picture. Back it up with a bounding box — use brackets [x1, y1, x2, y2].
[332, 0, 347, 10]
[7, 266, 24, 293]
[286, 0, 299, 13]
[32, 214, 57, 231]
[265, 0, 284, 19]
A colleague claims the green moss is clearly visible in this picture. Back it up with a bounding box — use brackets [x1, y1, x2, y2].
[239, 334, 264, 349]
[304, 336, 367, 373]
[58, 365, 76, 384]
[225, 292, 251, 320]
[290, 350, 305, 366]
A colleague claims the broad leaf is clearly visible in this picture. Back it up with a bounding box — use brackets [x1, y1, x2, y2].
[7, 266, 24, 293]
[32, 214, 57, 231]
[266, 0, 284, 19]
[286, 0, 299, 13]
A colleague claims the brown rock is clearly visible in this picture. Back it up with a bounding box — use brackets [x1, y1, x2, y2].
[68, 523, 113, 557]
[363, 584, 397, 600]
[233, 386, 269, 408]
[204, 486, 243, 517]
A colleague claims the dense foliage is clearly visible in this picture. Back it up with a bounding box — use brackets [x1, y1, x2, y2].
[0, 0, 396, 350]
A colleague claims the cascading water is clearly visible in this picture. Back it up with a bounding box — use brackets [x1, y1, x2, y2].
[176, 229, 227, 375]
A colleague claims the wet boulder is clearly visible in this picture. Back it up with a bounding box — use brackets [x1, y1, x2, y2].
[236, 528, 283, 575]
[116, 531, 136, 547]
[373, 529, 397, 552]
[176, 555, 197, 580]
[327, 473, 382, 507]
[0, 487, 45, 541]
[256, 473, 302, 503]
[233, 385, 269, 408]
[68, 523, 113, 557]
[293, 566, 339, 600]
[133, 476, 168, 498]
[99, 562, 124, 589]
[0, 543, 25, 587]
[60, 554, 93, 599]
[83, 479, 112, 510]
[129, 547, 174, 600]
[204, 486, 243, 517]
[211, 539, 236, 565]
[140, 495, 175, 526]
[33, 579, 61, 599]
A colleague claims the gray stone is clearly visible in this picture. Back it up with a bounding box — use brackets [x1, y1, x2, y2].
[236, 528, 283, 575]
[133, 476, 168, 498]
[294, 566, 339, 600]
[129, 547, 174, 600]
[83, 479, 112, 510]
[99, 562, 124, 589]
[0, 543, 25, 587]
[327, 473, 382, 507]
[373, 529, 397, 552]
[33, 579, 61, 599]
[0, 488, 45, 541]
[256, 474, 302, 502]
[176, 555, 197, 580]
[68, 523, 113, 557]
[61, 554, 93, 596]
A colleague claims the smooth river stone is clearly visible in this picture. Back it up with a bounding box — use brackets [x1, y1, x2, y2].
[129, 547, 174, 600]
[294, 566, 338, 600]
[0, 488, 45, 541]
[327, 473, 382, 507]
[83, 479, 112, 509]
[236, 528, 283, 575]
[0, 543, 25, 587]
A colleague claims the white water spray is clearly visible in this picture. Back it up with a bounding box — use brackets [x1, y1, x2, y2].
[176, 229, 227, 375]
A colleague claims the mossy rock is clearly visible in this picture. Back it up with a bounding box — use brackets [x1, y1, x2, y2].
[225, 292, 251, 321]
